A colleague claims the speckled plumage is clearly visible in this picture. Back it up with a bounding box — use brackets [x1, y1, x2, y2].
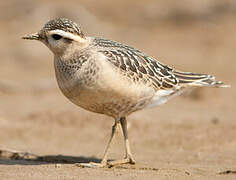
[23, 18, 228, 168]
[42, 18, 85, 37]
[94, 37, 178, 90]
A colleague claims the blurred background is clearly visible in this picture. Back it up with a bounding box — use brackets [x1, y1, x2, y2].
[0, 0, 235, 178]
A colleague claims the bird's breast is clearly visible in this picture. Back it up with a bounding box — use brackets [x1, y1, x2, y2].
[54, 55, 155, 118]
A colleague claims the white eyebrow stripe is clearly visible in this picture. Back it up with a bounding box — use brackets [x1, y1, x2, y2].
[49, 29, 86, 43]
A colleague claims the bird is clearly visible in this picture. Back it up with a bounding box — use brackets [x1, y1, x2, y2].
[22, 18, 229, 168]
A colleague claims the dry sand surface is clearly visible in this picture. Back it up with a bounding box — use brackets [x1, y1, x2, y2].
[0, 0, 236, 179]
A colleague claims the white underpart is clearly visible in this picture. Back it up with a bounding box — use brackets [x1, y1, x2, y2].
[146, 87, 184, 108]
[49, 30, 87, 43]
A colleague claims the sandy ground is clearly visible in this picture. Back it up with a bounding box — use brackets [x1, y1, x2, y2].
[0, 0, 236, 179]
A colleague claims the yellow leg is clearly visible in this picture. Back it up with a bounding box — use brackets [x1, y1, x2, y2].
[119, 117, 136, 164]
[76, 117, 135, 168]
[76, 120, 119, 168]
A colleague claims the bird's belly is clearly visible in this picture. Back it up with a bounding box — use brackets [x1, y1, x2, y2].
[55, 57, 155, 118]
[68, 84, 153, 118]
[62, 72, 154, 118]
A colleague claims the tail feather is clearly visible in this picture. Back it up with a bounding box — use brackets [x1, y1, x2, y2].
[173, 70, 230, 88]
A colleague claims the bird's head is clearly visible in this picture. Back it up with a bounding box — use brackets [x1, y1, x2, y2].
[22, 18, 88, 55]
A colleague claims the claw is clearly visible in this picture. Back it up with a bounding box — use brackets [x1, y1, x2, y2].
[75, 162, 107, 168]
[107, 157, 136, 167]
[75, 157, 136, 168]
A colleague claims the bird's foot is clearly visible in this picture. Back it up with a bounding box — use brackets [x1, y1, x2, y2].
[75, 162, 107, 168]
[75, 157, 136, 168]
[107, 156, 136, 167]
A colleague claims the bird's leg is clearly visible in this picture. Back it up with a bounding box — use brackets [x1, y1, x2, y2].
[120, 117, 136, 163]
[100, 120, 119, 165]
[76, 117, 135, 168]
[76, 120, 119, 168]
[107, 117, 136, 166]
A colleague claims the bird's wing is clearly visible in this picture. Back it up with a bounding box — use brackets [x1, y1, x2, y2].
[172, 70, 229, 87]
[94, 38, 179, 90]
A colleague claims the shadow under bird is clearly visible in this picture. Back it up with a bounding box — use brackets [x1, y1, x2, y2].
[22, 18, 229, 168]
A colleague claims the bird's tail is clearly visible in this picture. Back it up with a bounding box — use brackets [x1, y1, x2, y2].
[173, 70, 230, 88]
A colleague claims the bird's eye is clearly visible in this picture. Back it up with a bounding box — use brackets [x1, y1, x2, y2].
[52, 34, 62, 40]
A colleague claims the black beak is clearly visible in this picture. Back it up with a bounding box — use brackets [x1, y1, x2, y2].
[22, 32, 41, 40]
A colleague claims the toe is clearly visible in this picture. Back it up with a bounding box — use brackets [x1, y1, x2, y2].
[75, 162, 107, 168]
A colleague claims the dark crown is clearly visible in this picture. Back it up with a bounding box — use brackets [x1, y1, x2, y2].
[42, 18, 84, 37]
